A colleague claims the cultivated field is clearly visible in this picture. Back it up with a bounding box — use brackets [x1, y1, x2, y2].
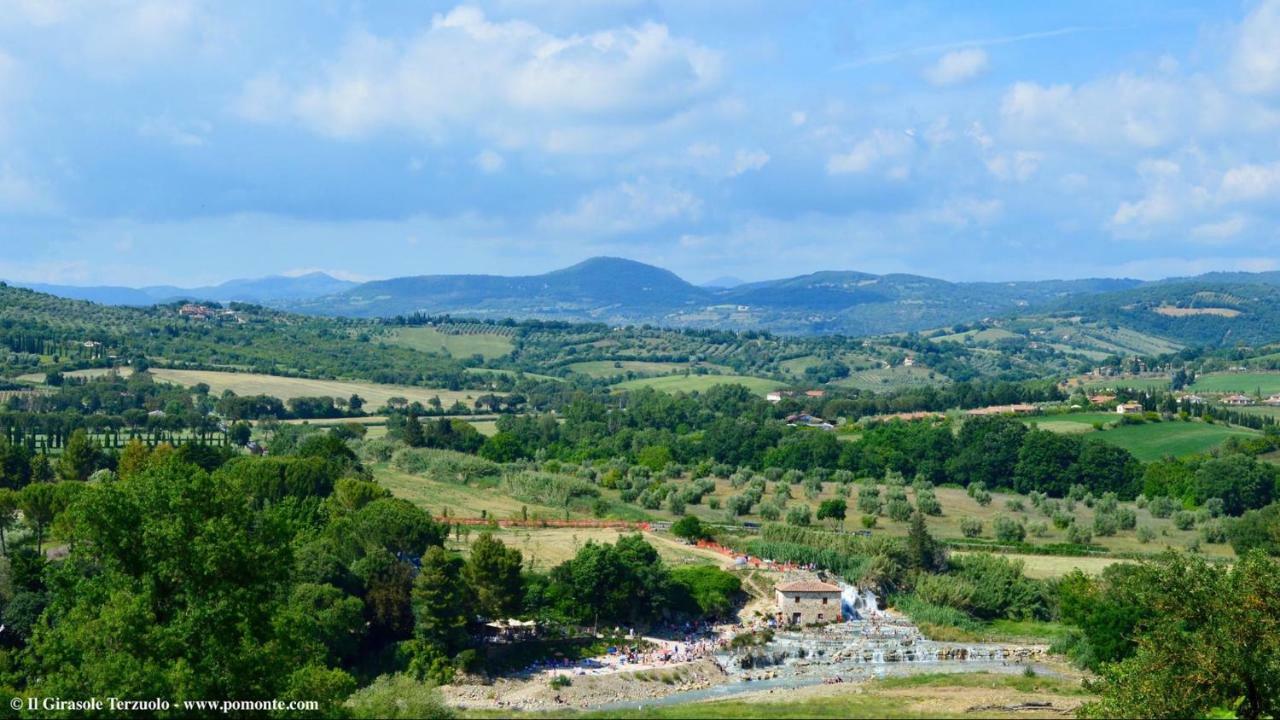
[387, 326, 514, 360]
[612, 374, 781, 396]
[147, 368, 490, 409]
[447, 527, 734, 573]
[1190, 371, 1280, 395]
[834, 366, 948, 391]
[1098, 421, 1258, 461]
[1030, 413, 1258, 460]
[954, 551, 1128, 579]
[568, 360, 731, 378]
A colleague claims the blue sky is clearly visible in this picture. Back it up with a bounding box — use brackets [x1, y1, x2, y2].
[1, 0, 1279, 286]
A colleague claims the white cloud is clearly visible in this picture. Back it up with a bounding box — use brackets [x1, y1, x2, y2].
[1231, 0, 1280, 95]
[237, 5, 722, 152]
[1219, 161, 1280, 202]
[923, 48, 988, 86]
[985, 151, 1041, 182]
[790, 111, 807, 126]
[1191, 216, 1247, 241]
[728, 148, 769, 177]
[1001, 76, 1188, 148]
[826, 129, 914, 175]
[3, 0, 205, 67]
[1111, 158, 1204, 228]
[541, 178, 701, 234]
[474, 149, 505, 173]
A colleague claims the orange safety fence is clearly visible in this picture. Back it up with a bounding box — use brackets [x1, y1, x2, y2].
[434, 517, 651, 530]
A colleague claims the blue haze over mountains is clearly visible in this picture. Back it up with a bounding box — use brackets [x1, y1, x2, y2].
[12, 257, 1280, 341]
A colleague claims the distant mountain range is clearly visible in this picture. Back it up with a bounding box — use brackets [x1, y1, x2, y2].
[12, 257, 1280, 344]
[11, 272, 358, 306]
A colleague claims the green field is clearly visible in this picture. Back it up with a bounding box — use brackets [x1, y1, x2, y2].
[147, 368, 489, 409]
[567, 360, 730, 378]
[1028, 412, 1120, 434]
[931, 327, 1021, 344]
[612, 374, 781, 396]
[1082, 376, 1172, 391]
[1031, 412, 1258, 460]
[1190, 371, 1280, 395]
[389, 326, 514, 360]
[834, 365, 949, 391]
[1098, 421, 1257, 461]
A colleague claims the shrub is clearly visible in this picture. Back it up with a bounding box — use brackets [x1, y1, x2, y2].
[549, 675, 572, 690]
[860, 514, 878, 529]
[913, 573, 976, 612]
[1005, 499, 1026, 513]
[973, 489, 993, 507]
[966, 481, 987, 498]
[1028, 521, 1050, 538]
[1092, 513, 1118, 537]
[786, 505, 812, 527]
[1115, 507, 1137, 531]
[857, 487, 882, 515]
[1203, 497, 1225, 518]
[916, 491, 942, 516]
[886, 498, 912, 522]
[1066, 523, 1092, 545]
[671, 515, 711, 542]
[1172, 511, 1196, 531]
[393, 448, 500, 485]
[960, 516, 983, 538]
[1148, 496, 1178, 519]
[1199, 519, 1227, 544]
[993, 516, 1026, 543]
[346, 673, 452, 719]
[758, 502, 781, 521]
[1052, 512, 1073, 530]
[1136, 525, 1156, 544]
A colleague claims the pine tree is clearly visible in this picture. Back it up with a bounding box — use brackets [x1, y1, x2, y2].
[404, 415, 425, 448]
[906, 510, 945, 571]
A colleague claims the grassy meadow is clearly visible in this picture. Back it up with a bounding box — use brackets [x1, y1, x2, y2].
[1189, 371, 1280, 395]
[1029, 413, 1259, 461]
[147, 368, 489, 409]
[388, 326, 514, 360]
[612, 374, 781, 396]
[568, 360, 731, 378]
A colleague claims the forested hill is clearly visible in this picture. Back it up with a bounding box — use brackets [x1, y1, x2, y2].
[1048, 281, 1280, 347]
[16, 259, 1280, 346]
[284, 257, 1147, 335]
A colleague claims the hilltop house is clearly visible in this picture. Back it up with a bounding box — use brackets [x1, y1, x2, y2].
[1266, 395, 1280, 407]
[776, 580, 842, 625]
[965, 403, 1038, 416]
[1223, 394, 1255, 406]
[1089, 394, 1116, 406]
[1116, 402, 1144, 415]
[786, 413, 835, 430]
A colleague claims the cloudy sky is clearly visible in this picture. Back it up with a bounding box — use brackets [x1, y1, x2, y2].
[1, 0, 1279, 286]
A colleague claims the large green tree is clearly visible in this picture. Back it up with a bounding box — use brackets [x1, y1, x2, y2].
[1080, 551, 1280, 720]
[462, 533, 523, 621]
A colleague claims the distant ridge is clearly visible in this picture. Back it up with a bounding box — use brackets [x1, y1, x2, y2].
[12, 272, 357, 306]
[16, 257, 1280, 343]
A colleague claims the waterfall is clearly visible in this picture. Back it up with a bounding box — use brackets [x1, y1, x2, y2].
[840, 585, 860, 619]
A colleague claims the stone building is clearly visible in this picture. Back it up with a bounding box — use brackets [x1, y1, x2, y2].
[775, 580, 842, 625]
